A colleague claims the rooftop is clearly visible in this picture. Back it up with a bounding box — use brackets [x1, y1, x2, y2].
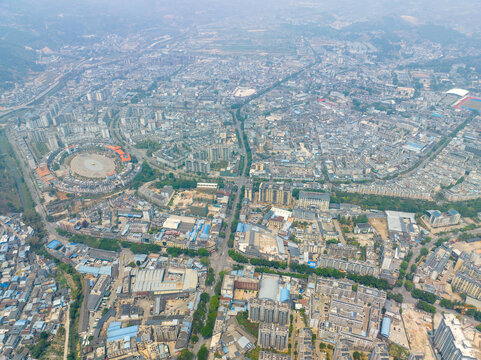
[442, 313, 477, 358]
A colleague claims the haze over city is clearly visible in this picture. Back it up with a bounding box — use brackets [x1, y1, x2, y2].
[0, 1, 481, 360]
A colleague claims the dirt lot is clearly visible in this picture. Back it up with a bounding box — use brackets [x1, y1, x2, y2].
[401, 304, 435, 360]
[166, 297, 192, 316]
[369, 217, 388, 240]
[353, 233, 375, 247]
[234, 289, 258, 301]
[389, 317, 410, 349]
[453, 241, 481, 264]
[171, 190, 194, 210]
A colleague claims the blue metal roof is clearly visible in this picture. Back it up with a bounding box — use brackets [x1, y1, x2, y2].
[107, 325, 139, 342]
[46, 240, 62, 249]
[380, 317, 391, 338]
[236, 223, 244, 233]
[280, 287, 290, 303]
[134, 254, 147, 263]
[77, 265, 112, 276]
[14, 320, 27, 327]
[108, 322, 122, 331]
[202, 224, 210, 235]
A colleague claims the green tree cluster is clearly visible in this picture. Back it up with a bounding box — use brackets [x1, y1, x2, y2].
[205, 268, 215, 286]
[411, 289, 437, 304]
[201, 295, 219, 338]
[387, 292, 404, 303]
[192, 293, 210, 336]
[416, 300, 436, 313]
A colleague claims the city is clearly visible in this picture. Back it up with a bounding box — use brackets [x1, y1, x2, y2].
[0, 1, 481, 360]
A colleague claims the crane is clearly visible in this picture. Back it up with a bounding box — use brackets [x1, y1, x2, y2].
[454, 304, 476, 321]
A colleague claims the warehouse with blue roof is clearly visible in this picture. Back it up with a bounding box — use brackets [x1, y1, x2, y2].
[200, 224, 210, 239]
[380, 317, 391, 338]
[236, 223, 252, 233]
[280, 286, 290, 303]
[77, 265, 112, 276]
[107, 324, 139, 342]
[46, 240, 62, 250]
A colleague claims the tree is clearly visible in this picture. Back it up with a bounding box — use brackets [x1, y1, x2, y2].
[416, 300, 436, 314]
[440, 298, 456, 309]
[200, 257, 210, 266]
[200, 292, 210, 303]
[197, 248, 209, 257]
[30, 332, 50, 358]
[205, 268, 215, 285]
[404, 280, 413, 291]
[411, 288, 437, 304]
[387, 292, 403, 303]
[197, 345, 209, 360]
[177, 349, 194, 360]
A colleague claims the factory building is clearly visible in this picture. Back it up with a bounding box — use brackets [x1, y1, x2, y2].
[130, 268, 198, 295]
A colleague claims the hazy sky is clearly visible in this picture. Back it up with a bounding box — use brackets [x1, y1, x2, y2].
[1, 0, 480, 42]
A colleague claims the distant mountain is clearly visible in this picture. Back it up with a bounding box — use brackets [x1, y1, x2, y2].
[0, 0, 240, 88]
[0, 40, 42, 91]
[0, 0, 480, 88]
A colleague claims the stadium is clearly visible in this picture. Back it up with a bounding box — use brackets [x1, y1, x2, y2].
[36, 141, 141, 194]
[446, 89, 481, 111]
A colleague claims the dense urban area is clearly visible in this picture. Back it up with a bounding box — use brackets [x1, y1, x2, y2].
[1, 1, 481, 360]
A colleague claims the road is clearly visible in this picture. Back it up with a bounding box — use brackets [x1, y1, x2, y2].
[0, 30, 192, 123]
[0, 61, 86, 123]
[191, 104, 251, 354]
[8, 130, 72, 244]
[3, 30, 232, 358]
[212, 109, 250, 275]
[382, 115, 473, 182]
[63, 303, 70, 360]
[191, 107, 250, 355]
[111, 98, 250, 279]
[332, 219, 346, 245]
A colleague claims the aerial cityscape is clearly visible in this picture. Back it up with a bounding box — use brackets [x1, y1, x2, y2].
[1, 1, 481, 360]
